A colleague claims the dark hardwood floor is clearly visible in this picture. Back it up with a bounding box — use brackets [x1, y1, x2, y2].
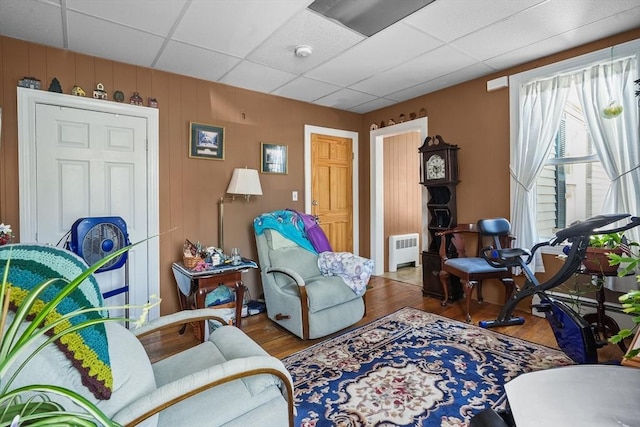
[139, 276, 625, 363]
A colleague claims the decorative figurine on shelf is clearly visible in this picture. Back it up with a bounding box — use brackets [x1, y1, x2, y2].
[71, 85, 86, 97]
[399, 113, 406, 123]
[130, 92, 143, 105]
[380, 120, 385, 128]
[388, 118, 396, 126]
[419, 108, 427, 118]
[93, 83, 107, 100]
[147, 97, 158, 108]
[113, 90, 125, 102]
[410, 112, 417, 120]
[48, 78, 62, 93]
[18, 76, 41, 89]
[370, 123, 379, 131]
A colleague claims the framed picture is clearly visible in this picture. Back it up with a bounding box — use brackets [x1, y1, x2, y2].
[261, 143, 288, 174]
[189, 122, 224, 160]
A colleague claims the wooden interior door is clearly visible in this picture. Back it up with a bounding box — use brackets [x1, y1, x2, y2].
[311, 133, 353, 252]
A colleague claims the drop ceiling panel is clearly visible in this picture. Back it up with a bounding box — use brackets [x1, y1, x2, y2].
[220, 61, 297, 94]
[272, 77, 342, 103]
[314, 88, 377, 110]
[66, 0, 188, 36]
[349, 97, 397, 114]
[405, 0, 545, 42]
[248, 9, 363, 75]
[0, 0, 64, 48]
[352, 45, 479, 97]
[171, 0, 311, 58]
[156, 40, 241, 82]
[305, 22, 443, 87]
[67, 11, 165, 67]
[451, 0, 640, 62]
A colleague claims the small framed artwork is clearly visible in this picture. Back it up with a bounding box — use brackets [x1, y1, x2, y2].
[189, 122, 224, 160]
[261, 143, 288, 174]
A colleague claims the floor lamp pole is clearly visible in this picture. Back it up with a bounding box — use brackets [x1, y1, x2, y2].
[218, 197, 224, 251]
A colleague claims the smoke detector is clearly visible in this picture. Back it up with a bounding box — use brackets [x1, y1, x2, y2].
[294, 45, 313, 57]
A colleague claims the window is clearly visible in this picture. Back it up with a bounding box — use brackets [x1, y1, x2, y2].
[536, 83, 608, 239]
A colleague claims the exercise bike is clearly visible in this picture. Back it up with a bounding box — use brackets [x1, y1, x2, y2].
[477, 213, 640, 365]
[468, 214, 640, 427]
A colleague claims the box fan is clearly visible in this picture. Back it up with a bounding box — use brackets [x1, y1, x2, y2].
[69, 216, 130, 273]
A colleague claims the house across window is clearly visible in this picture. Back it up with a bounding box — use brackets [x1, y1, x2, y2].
[536, 82, 608, 239]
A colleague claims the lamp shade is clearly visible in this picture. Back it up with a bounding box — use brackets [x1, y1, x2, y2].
[226, 168, 263, 196]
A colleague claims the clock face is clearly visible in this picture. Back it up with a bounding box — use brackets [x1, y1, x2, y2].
[426, 154, 446, 180]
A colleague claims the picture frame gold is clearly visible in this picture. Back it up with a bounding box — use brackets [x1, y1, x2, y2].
[260, 143, 288, 174]
[189, 122, 224, 160]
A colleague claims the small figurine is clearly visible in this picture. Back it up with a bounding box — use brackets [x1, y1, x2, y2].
[113, 90, 125, 102]
[130, 92, 143, 105]
[93, 83, 107, 100]
[419, 108, 427, 118]
[399, 113, 406, 123]
[388, 118, 396, 126]
[71, 85, 86, 96]
[370, 123, 378, 131]
[147, 97, 158, 108]
[48, 78, 62, 93]
[18, 76, 41, 89]
[409, 112, 417, 120]
[380, 120, 385, 128]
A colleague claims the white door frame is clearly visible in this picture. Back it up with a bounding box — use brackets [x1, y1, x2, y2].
[304, 125, 359, 255]
[370, 118, 428, 275]
[17, 87, 160, 320]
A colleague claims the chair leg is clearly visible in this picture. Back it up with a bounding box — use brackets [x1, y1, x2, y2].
[439, 270, 451, 306]
[464, 280, 478, 323]
[476, 280, 484, 303]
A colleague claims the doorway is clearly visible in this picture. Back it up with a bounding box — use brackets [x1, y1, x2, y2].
[17, 88, 160, 321]
[304, 125, 359, 254]
[370, 118, 428, 275]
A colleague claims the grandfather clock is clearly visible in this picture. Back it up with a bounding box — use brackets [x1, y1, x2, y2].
[419, 135, 462, 301]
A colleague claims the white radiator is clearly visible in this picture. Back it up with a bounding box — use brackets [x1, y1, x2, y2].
[388, 233, 420, 272]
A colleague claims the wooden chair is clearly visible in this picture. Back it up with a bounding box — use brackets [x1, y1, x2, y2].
[437, 218, 516, 322]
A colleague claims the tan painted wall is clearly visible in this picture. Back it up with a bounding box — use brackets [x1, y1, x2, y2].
[0, 36, 361, 314]
[1, 27, 639, 312]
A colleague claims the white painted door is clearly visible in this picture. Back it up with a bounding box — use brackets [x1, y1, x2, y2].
[35, 104, 148, 320]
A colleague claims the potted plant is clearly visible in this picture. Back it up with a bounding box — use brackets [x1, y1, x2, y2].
[608, 250, 640, 359]
[583, 232, 627, 274]
[0, 243, 146, 426]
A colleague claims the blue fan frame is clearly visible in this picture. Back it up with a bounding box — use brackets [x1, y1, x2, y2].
[69, 216, 130, 273]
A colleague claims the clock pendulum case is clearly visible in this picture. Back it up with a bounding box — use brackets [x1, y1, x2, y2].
[418, 135, 463, 301]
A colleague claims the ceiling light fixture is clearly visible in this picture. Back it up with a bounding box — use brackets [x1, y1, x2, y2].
[308, 0, 435, 37]
[295, 45, 313, 58]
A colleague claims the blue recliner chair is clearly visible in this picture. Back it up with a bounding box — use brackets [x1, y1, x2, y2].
[254, 210, 370, 340]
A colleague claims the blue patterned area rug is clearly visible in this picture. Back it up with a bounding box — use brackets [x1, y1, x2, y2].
[282, 307, 574, 427]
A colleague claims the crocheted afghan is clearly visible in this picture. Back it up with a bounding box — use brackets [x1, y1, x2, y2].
[0, 244, 113, 400]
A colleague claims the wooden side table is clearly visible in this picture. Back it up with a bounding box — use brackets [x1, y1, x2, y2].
[172, 262, 250, 341]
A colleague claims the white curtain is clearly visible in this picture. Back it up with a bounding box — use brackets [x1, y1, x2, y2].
[510, 75, 572, 272]
[575, 56, 640, 243]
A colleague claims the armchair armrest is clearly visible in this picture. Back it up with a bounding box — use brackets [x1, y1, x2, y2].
[112, 355, 295, 427]
[266, 266, 307, 287]
[132, 309, 230, 338]
[436, 224, 477, 260]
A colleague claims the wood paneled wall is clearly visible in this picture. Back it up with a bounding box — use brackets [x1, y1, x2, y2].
[0, 36, 361, 314]
[383, 132, 422, 270]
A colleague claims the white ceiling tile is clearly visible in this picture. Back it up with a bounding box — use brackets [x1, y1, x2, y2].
[388, 62, 496, 102]
[1, 0, 638, 113]
[155, 40, 241, 82]
[67, 11, 164, 66]
[314, 88, 378, 110]
[221, 61, 297, 94]
[248, 9, 363, 75]
[305, 22, 444, 87]
[349, 97, 397, 114]
[66, 0, 188, 36]
[0, 0, 64, 48]
[405, 0, 545, 42]
[172, 0, 311, 58]
[352, 45, 478, 97]
[272, 77, 341, 103]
